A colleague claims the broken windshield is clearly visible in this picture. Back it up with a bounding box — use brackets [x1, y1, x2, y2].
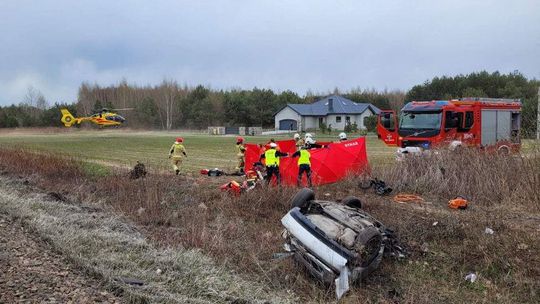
[400, 112, 442, 130]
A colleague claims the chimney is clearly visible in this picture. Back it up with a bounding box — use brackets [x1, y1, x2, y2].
[328, 98, 334, 112]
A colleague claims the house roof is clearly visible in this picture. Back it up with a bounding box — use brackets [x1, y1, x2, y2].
[282, 95, 381, 116]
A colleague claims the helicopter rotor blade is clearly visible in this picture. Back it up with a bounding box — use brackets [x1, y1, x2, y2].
[111, 108, 135, 111]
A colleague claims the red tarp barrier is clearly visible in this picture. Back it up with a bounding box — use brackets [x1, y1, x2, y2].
[244, 137, 369, 186]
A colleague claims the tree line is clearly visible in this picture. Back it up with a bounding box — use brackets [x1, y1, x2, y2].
[77, 80, 406, 129]
[0, 71, 538, 137]
[1, 80, 405, 129]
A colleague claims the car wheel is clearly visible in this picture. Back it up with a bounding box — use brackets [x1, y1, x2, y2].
[342, 196, 362, 209]
[291, 188, 315, 209]
[355, 226, 383, 267]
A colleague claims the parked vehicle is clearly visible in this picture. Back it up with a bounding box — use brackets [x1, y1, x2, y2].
[376, 98, 522, 156]
[280, 189, 404, 299]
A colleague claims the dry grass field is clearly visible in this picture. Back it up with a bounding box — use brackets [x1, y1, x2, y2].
[0, 129, 538, 303]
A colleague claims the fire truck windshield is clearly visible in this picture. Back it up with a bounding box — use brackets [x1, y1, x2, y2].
[400, 111, 442, 130]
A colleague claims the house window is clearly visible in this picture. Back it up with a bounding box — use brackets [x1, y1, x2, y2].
[318, 117, 324, 126]
[336, 116, 342, 123]
[346, 116, 351, 123]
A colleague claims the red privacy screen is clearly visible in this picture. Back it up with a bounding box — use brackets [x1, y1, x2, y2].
[244, 137, 369, 186]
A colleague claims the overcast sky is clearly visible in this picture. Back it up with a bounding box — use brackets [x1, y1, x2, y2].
[0, 0, 539, 105]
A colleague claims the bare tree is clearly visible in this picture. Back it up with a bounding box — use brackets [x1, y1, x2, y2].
[23, 86, 38, 107]
[157, 79, 178, 130]
[386, 89, 406, 112]
[22, 86, 48, 119]
[36, 94, 48, 110]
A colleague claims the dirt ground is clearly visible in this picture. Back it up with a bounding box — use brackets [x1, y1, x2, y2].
[0, 213, 119, 304]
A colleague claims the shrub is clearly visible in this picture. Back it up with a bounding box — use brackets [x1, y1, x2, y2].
[364, 115, 377, 132]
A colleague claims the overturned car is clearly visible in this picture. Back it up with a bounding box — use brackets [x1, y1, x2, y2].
[280, 189, 404, 299]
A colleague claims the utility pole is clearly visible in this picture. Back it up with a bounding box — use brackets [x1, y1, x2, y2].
[537, 87, 540, 140]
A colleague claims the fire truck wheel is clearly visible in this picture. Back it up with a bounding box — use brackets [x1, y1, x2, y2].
[497, 145, 510, 156]
[291, 188, 315, 209]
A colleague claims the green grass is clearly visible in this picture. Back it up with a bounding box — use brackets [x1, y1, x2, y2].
[0, 129, 395, 172]
[80, 161, 112, 178]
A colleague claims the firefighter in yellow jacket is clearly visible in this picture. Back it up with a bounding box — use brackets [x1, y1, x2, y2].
[259, 142, 288, 185]
[236, 137, 246, 173]
[168, 137, 187, 175]
[292, 146, 312, 187]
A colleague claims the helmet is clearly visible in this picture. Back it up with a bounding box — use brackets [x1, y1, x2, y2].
[293, 133, 300, 140]
[305, 133, 313, 139]
[305, 137, 316, 145]
[175, 137, 183, 143]
[339, 132, 347, 140]
[236, 136, 244, 143]
[269, 142, 278, 148]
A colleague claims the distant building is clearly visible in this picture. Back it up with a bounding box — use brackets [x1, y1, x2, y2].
[274, 95, 381, 131]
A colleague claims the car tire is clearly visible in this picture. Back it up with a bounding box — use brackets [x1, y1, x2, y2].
[342, 196, 362, 209]
[354, 226, 383, 268]
[291, 188, 315, 209]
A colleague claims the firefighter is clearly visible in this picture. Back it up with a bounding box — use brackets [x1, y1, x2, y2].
[339, 132, 347, 141]
[305, 137, 324, 149]
[269, 138, 280, 151]
[236, 136, 246, 173]
[168, 137, 187, 175]
[292, 146, 312, 187]
[259, 142, 288, 185]
[294, 133, 304, 151]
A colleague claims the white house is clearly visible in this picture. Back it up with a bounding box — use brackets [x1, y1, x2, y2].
[274, 95, 381, 131]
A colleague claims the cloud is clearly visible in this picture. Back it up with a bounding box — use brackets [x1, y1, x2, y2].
[0, 0, 539, 105]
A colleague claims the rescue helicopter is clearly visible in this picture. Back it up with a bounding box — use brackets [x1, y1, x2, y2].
[60, 108, 133, 127]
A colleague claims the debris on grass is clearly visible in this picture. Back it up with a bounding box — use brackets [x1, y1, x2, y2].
[359, 178, 393, 195]
[129, 161, 147, 179]
[465, 273, 478, 283]
[393, 194, 424, 204]
[200, 168, 225, 176]
[448, 196, 468, 209]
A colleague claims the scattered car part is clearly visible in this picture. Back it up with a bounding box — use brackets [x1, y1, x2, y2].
[359, 178, 393, 196]
[448, 196, 468, 209]
[116, 277, 144, 286]
[280, 188, 405, 300]
[393, 194, 424, 204]
[465, 273, 477, 283]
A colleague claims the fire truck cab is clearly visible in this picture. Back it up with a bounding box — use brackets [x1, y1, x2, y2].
[376, 98, 522, 156]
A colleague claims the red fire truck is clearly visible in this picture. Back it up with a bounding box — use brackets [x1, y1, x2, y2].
[376, 97, 522, 155]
